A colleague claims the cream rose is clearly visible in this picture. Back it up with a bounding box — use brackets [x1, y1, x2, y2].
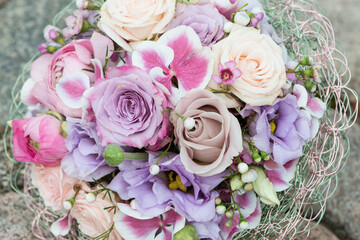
[209, 25, 286, 107]
[70, 184, 123, 240]
[31, 164, 79, 211]
[99, 0, 176, 48]
[172, 89, 243, 176]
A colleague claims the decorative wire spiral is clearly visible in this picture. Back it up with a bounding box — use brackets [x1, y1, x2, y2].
[3, 0, 358, 239]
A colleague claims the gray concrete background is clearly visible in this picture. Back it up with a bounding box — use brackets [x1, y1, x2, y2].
[0, 0, 359, 239]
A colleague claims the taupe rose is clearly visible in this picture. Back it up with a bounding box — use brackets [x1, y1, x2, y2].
[172, 89, 243, 176]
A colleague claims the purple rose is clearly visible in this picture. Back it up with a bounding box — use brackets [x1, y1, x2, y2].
[108, 152, 225, 222]
[167, 3, 226, 46]
[61, 118, 114, 181]
[240, 94, 313, 165]
[90, 65, 171, 149]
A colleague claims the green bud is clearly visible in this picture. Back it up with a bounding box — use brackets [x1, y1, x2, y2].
[225, 219, 233, 228]
[260, 151, 270, 160]
[230, 174, 244, 191]
[252, 151, 262, 162]
[103, 144, 125, 166]
[174, 224, 198, 240]
[60, 121, 68, 138]
[304, 81, 316, 92]
[46, 45, 61, 53]
[303, 67, 314, 78]
[176, 0, 199, 4]
[299, 57, 312, 66]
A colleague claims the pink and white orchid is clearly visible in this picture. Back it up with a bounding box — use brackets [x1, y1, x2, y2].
[264, 159, 298, 192]
[132, 25, 213, 103]
[50, 214, 73, 237]
[220, 191, 262, 240]
[113, 204, 185, 240]
[293, 84, 326, 118]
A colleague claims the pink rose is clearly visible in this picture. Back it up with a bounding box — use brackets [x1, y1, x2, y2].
[12, 115, 67, 166]
[31, 164, 79, 211]
[208, 25, 286, 107]
[172, 89, 243, 176]
[98, 0, 176, 50]
[23, 32, 114, 118]
[70, 184, 123, 240]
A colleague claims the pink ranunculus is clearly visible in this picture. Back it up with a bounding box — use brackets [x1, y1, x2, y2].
[12, 115, 68, 166]
[24, 32, 114, 118]
[70, 183, 123, 240]
[31, 164, 79, 211]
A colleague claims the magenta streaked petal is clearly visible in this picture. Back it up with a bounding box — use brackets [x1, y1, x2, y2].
[235, 191, 257, 218]
[245, 199, 262, 229]
[132, 41, 174, 73]
[306, 97, 326, 118]
[50, 215, 72, 236]
[163, 209, 186, 234]
[266, 159, 298, 192]
[225, 60, 237, 69]
[293, 84, 308, 108]
[219, 213, 241, 240]
[160, 26, 213, 91]
[149, 67, 173, 92]
[91, 59, 104, 82]
[56, 72, 90, 109]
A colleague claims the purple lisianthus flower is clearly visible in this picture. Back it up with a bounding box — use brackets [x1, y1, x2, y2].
[240, 94, 313, 165]
[108, 152, 226, 222]
[61, 118, 115, 181]
[90, 65, 171, 149]
[167, 3, 226, 46]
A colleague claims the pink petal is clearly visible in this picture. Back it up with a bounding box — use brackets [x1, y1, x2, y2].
[159, 26, 213, 92]
[163, 209, 186, 234]
[219, 213, 241, 240]
[149, 67, 173, 92]
[56, 72, 90, 109]
[90, 31, 114, 66]
[74, 41, 93, 65]
[233, 68, 242, 79]
[266, 159, 298, 192]
[245, 199, 262, 230]
[91, 59, 104, 83]
[212, 75, 223, 83]
[225, 60, 237, 69]
[293, 84, 308, 108]
[50, 215, 72, 236]
[132, 41, 174, 74]
[98, 23, 132, 52]
[306, 97, 326, 118]
[235, 191, 257, 218]
[114, 205, 159, 240]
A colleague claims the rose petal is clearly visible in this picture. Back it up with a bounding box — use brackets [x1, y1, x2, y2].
[90, 31, 114, 66]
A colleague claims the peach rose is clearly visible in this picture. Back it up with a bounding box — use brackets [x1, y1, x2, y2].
[99, 0, 176, 50]
[70, 184, 123, 240]
[208, 25, 286, 107]
[31, 164, 79, 211]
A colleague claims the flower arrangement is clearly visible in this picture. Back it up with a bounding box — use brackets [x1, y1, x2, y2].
[4, 0, 358, 239]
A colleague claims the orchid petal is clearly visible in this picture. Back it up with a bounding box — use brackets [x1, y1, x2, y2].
[245, 199, 262, 229]
[225, 60, 237, 69]
[132, 41, 174, 73]
[293, 84, 308, 108]
[163, 209, 186, 235]
[310, 118, 320, 138]
[56, 72, 90, 109]
[50, 215, 72, 236]
[159, 26, 213, 92]
[91, 59, 104, 82]
[235, 191, 257, 218]
[149, 67, 173, 92]
[306, 97, 326, 118]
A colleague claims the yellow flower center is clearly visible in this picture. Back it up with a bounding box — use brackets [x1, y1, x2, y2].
[269, 120, 276, 135]
[168, 171, 187, 192]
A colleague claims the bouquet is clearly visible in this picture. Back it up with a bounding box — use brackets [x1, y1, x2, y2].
[5, 0, 358, 239]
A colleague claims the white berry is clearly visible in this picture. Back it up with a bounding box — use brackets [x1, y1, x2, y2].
[234, 12, 250, 26]
[237, 162, 249, 174]
[239, 221, 249, 229]
[149, 164, 160, 175]
[63, 200, 73, 210]
[86, 192, 96, 203]
[184, 118, 196, 130]
[224, 22, 233, 33]
[216, 205, 226, 215]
